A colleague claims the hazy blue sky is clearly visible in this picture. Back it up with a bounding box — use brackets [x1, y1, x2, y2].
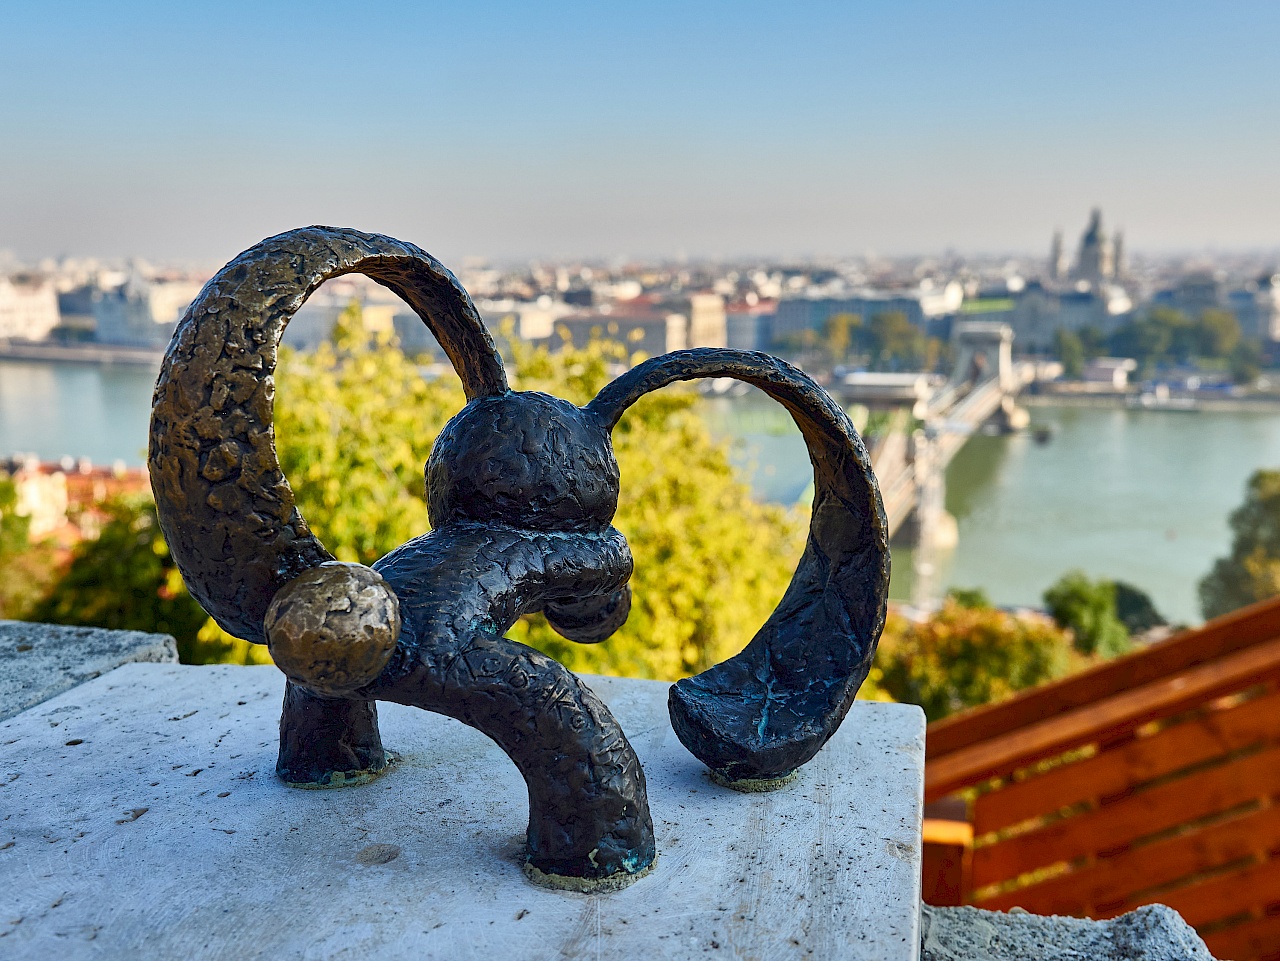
[3, 1, 1278, 263]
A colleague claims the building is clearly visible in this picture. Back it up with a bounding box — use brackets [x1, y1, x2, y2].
[1073, 208, 1116, 286]
[94, 274, 203, 347]
[55, 286, 99, 338]
[1007, 281, 1061, 351]
[1153, 271, 1223, 316]
[772, 282, 963, 343]
[1081, 357, 1137, 389]
[1048, 230, 1067, 281]
[724, 302, 775, 351]
[687, 293, 727, 348]
[1228, 273, 1280, 341]
[552, 312, 688, 359]
[0, 275, 60, 340]
[477, 297, 578, 345]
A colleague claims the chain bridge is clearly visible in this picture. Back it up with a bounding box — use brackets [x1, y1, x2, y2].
[831, 322, 1033, 601]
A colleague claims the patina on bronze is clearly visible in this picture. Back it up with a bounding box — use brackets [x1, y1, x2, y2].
[148, 226, 889, 891]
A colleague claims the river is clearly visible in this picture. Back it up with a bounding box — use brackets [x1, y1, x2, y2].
[3, 359, 1276, 625]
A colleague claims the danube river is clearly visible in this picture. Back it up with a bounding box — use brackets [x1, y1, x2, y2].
[706, 394, 1280, 625]
[4, 359, 1278, 624]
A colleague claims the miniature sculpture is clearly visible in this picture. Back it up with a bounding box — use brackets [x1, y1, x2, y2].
[148, 227, 890, 891]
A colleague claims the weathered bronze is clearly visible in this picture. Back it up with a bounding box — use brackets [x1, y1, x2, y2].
[148, 226, 889, 891]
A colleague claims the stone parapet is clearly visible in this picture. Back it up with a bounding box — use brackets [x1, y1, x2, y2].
[0, 660, 925, 960]
[0, 619, 176, 721]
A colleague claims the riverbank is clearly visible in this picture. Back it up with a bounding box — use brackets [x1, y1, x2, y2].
[0, 340, 164, 367]
[1025, 390, 1280, 413]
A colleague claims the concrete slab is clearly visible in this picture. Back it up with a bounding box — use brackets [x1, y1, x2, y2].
[0, 663, 924, 961]
[0, 620, 176, 721]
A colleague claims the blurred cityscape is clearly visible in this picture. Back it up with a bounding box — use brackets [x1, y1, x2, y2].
[2, 209, 1278, 396]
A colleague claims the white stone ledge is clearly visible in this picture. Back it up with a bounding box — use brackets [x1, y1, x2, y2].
[0, 619, 177, 721]
[0, 662, 925, 961]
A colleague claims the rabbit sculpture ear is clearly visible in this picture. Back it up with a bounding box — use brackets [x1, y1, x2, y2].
[148, 226, 508, 645]
[587, 348, 891, 789]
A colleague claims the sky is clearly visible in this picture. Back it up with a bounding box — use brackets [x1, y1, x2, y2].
[3, 0, 1279, 264]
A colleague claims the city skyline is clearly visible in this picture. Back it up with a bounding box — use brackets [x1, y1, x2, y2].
[3, 1, 1279, 263]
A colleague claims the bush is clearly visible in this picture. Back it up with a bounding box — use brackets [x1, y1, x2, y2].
[873, 601, 1084, 722]
[1043, 570, 1132, 658]
[1200, 469, 1280, 619]
[26, 306, 806, 678]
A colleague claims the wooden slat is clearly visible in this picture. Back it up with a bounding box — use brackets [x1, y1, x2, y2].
[922, 841, 970, 907]
[927, 595, 1280, 759]
[923, 818, 974, 846]
[976, 804, 1280, 915]
[973, 688, 1280, 834]
[1204, 912, 1280, 961]
[971, 744, 1280, 889]
[926, 635, 1280, 801]
[1159, 855, 1280, 927]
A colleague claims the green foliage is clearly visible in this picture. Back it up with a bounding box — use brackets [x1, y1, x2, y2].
[1077, 324, 1107, 361]
[1200, 469, 1280, 620]
[1109, 307, 1193, 372]
[0, 477, 30, 557]
[273, 301, 463, 564]
[1197, 309, 1241, 358]
[1043, 570, 1132, 658]
[500, 337, 808, 679]
[866, 311, 926, 370]
[946, 586, 992, 609]
[1053, 328, 1085, 379]
[1230, 339, 1263, 385]
[0, 476, 58, 618]
[22, 496, 263, 663]
[823, 312, 858, 365]
[874, 601, 1084, 722]
[1112, 580, 1166, 634]
[1107, 306, 1258, 376]
[279, 310, 808, 680]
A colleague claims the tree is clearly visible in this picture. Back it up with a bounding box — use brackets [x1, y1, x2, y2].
[272, 302, 460, 565]
[822, 312, 858, 365]
[872, 600, 1084, 722]
[22, 496, 240, 662]
[1196, 309, 1241, 359]
[1043, 570, 1131, 658]
[31, 306, 806, 677]
[1077, 325, 1107, 361]
[0, 476, 58, 618]
[1109, 307, 1193, 372]
[946, 586, 991, 609]
[1112, 581, 1167, 634]
[1230, 339, 1263, 386]
[867, 311, 925, 371]
[500, 336, 808, 678]
[1053, 328, 1085, 379]
[1200, 469, 1280, 619]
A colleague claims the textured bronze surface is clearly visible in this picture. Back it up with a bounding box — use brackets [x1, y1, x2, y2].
[265, 562, 401, 698]
[590, 349, 891, 784]
[148, 225, 889, 891]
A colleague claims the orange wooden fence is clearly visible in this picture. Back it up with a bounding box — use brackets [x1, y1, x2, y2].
[921, 595, 1280, 961]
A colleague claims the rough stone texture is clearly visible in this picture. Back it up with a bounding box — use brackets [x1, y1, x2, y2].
[0, 663, 925, 961]
[921, 903, 1219, 961]
[0, 620, 176, 721]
